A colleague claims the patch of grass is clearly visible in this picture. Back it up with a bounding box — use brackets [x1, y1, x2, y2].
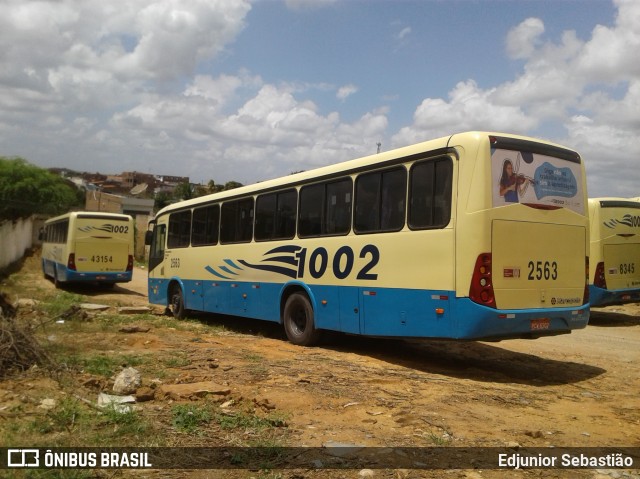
[162, 353, 191, 368]
[99, 403, 148, 437]
[29, 398, 83, 434]
[215, 409, 288, 431]
[55, 353, 146, 377]
[172, 403, 212, 434]
[40, 291, 87, 318]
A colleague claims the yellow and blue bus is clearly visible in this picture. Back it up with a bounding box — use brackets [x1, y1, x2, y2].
[146, 131, 590, 345]
[588, 198, 640, 306]
[41, 211, 134, 287]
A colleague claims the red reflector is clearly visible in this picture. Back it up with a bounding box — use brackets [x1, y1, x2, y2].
[363, 291, 377, 296]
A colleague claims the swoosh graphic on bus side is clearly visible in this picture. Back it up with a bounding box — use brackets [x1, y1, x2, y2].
[265, 245, 302, 255]
[219, 266, 239, 276]
[237, 260, 297, 279]
[604, 214, 635, 229]
[205, 265, 232, 280]
[78, 224, 114, 233]
[263, 255, 298, 266]
[223, 259, 242, 270]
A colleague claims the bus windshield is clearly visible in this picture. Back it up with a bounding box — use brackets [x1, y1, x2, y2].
[490, 135, 584, 214]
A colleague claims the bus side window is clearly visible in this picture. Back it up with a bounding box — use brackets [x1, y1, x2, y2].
[299, 179, 351, 237]
[325, 179, 352, 235]
[299, 184, 323, 237]
[256, 189, 297, 241]
[355, 167, 406, 234]
[168, 210, 192, 248]
[221, 198, 254, 243]
[192, 205, 219, 246]
[409, 157, 453, 229]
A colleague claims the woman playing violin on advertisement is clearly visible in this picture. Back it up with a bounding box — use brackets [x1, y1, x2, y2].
[499, 159, 530, 203]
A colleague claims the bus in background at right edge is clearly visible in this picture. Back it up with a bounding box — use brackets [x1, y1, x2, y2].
[588, 198, 640, 306]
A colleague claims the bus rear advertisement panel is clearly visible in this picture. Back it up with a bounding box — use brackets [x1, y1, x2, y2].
[147, 132, 589, 345]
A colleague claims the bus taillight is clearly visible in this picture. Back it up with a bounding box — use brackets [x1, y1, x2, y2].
[126, 255, 134, 272]
[67, 253, 76, 271]
[470, 253, 496, 308]
[594, 261, 606, 289]
[583, 257, 590, 304]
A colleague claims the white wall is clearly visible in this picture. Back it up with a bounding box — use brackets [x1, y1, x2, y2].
[0, 217, 34, 273]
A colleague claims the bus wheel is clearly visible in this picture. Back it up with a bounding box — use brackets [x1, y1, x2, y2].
[53, 267, 60, 288]
[169, 285, 187, 319]
[283, 292, 321, 346]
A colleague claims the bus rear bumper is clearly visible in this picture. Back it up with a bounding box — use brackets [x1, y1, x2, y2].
[56, 265, 132, 284]
[589, 285, 640, 307]
[453, 298, 589, 341]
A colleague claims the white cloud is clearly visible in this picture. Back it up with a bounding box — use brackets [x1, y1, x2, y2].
[397, 26, 412, 41]
[506, 17, 545, 59]
[576, 0, 640, 82]
[564, 115, 640, 197]
[337, 84, 358, 101]
[391, 80, 537, 147]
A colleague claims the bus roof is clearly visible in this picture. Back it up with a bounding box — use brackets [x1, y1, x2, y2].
[44, 211, 133, 224]
[155, 130, 579, 218]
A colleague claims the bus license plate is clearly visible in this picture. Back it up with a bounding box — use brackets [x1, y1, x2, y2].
[531, 318, 550, 331]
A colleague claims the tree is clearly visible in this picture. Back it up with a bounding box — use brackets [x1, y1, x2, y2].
[0, 157, 83, 221]
[153, 191, 173, 212]
[173, 181, 194, 200]
[223, 181, 243, 191]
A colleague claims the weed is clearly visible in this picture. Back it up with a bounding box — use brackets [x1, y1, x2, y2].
[215, 409, 288, 431]
[99, 404, 148, 437]
[162, 354, 191, 368]
[172, 403, 212, 434]
[40, 292, 86, 318]
[29, 398, 82, 434]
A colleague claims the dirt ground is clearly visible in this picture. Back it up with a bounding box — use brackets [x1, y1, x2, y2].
[1, 252, 639, 479]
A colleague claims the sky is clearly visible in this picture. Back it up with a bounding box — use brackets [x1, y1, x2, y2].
[0, 0, 638, 198]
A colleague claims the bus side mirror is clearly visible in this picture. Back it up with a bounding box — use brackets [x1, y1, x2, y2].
[144, 230, 153, 246]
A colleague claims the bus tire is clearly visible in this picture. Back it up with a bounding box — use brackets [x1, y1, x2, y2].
[53, 266, 60, 288]
[283, 292, 321, 346]
[169, 284, 187, 319]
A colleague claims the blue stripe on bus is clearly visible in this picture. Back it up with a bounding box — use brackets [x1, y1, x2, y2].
[148, 278, 589, 340]
[589, 285, 640, 307]
[42, 259, 132, 283]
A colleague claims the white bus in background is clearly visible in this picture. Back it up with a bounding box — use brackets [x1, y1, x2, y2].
[41, 212, 134, 287]
[588, 198, 640, 306]
[146, 131, 590, 345]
